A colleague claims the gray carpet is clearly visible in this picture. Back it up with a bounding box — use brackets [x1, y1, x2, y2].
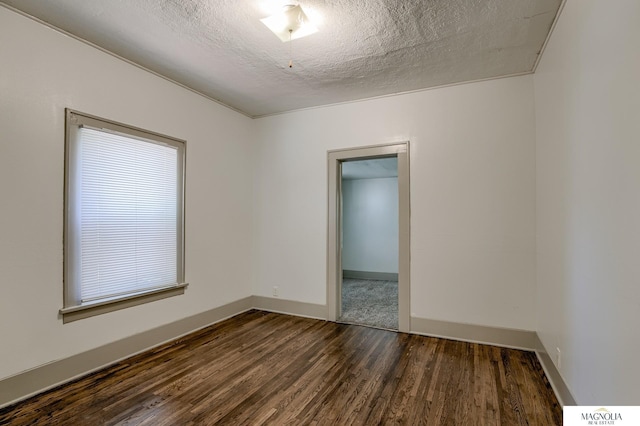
[339, 278, 398, 330]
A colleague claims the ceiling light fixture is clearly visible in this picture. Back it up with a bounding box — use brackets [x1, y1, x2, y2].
[260, 4, 318, 42]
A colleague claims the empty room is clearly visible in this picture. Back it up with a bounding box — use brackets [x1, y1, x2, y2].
[0, 0, 638, 424]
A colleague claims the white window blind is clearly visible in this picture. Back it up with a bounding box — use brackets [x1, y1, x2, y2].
[64, 110, 185, 314]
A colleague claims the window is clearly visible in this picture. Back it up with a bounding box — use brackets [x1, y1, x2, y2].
[61, 109, 187, 323]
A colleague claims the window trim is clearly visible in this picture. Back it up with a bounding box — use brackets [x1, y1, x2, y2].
[62, 109, 187, 323]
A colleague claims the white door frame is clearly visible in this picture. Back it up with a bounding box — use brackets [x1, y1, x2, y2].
[327, 142, 411, 332]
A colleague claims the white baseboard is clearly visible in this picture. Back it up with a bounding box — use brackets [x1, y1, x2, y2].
[0, 296, 325, 409]
[0, 296, 576, 411]
[410, 315, 576, 407]
[0, 297, 253, 409]
[534, 334, 577, 406]
[410, 316, 537, 350]
[251, 296, 327, 320]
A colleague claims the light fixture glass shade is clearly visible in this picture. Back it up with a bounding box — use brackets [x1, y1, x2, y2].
[261, 4, 318, 42]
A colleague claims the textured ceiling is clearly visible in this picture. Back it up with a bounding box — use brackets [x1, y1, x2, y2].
[342, 158, 398, 180]
[1, 0, 561, 117]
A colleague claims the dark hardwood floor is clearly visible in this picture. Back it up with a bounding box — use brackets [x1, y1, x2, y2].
[0, 310, 562, 425]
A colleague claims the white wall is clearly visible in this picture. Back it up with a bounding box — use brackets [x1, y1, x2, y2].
[342, 177, 398, 274]
[0, 8, 254, 380]
[253, 75, 537, 330]
[14, 1, 630, 403]
[534, 0, 640, 405]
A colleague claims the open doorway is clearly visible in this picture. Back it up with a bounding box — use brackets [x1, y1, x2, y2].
[327, 142, 410, 333]
[339, 158, 399, 330]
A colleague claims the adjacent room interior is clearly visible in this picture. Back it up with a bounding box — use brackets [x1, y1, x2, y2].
[339, 157, 399, 330]
[1, 0, 638, 423]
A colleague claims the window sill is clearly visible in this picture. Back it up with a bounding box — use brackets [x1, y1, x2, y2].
[60, 283, 189, 324]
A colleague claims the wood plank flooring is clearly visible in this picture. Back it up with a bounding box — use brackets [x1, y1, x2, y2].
[0, 310, 562, 425]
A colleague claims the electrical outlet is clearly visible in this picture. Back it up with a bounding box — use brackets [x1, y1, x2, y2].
[272, 286, 279, 297]
[556, 347, 561, 370]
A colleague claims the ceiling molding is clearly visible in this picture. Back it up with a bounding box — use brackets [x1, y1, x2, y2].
[0, 3, 251, 119]
[532, 0, 567, 73]
[253, 70, 534, 119]
[2, 0, 562, 119]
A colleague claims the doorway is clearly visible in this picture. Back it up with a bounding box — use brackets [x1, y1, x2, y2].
[327, 142, 410, 333]
[339, 157, 399, 329]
